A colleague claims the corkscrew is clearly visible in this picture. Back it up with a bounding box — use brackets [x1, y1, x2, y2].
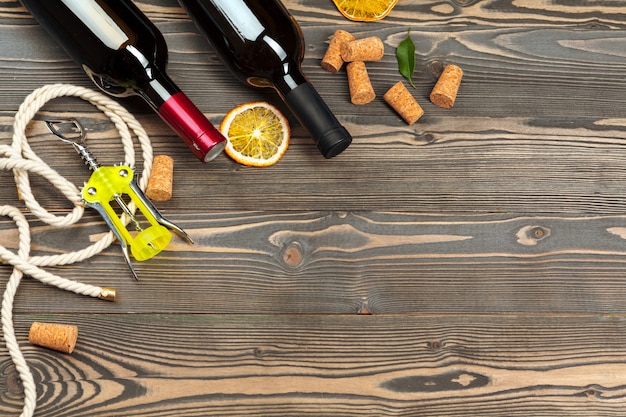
[45, 118, 193, 280]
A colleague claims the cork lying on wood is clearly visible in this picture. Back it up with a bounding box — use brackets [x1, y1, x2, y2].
[384, 81, 424, 125]
[347, 61, 376, 105]
[146, 155, 174, 201]
[321, 29, 356, 73]
[341, 36, 385, 62]
[29, 322, 78, 354]
[430, 64, 463, 108]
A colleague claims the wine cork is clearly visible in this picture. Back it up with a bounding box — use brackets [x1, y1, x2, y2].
[346, 61, 376, 105]
[384, 81, 424, 125]
[29, 322, 78, 354]
[430, 64, 463, 108]
[321, 30, 356, 73]
[341, 36, 385, 62]
[145, 155, 174, 201]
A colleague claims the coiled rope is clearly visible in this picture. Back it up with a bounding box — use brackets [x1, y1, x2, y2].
[1, 84, 154, 417]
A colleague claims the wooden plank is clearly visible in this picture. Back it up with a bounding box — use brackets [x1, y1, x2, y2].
[2, 313, 626, 416]
[2, 1, 626, 213]
[3, 211, 626, 315]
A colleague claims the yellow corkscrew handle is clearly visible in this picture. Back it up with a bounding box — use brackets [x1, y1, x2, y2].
[131, 224, 171, 261]
[82, 165, 172, 261]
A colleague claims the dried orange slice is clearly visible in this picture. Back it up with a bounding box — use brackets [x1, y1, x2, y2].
[220, 102, 290, 167]
[332, 0, 399, 21]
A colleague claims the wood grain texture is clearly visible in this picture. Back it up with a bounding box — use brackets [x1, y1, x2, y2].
[4, 210, 626, 316]
[2, 0, 626, 415]
[3, 314, 626, 417]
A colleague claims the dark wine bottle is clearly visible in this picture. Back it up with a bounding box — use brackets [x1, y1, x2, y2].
[20, 0, 226, 162]
[178, 0, 352, 159]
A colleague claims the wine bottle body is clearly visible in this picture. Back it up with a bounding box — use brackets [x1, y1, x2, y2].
[20, 0, 225, 162]
[179, 0, 352, 158]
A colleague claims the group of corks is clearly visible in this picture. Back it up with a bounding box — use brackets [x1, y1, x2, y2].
[321, 29, 463, 125]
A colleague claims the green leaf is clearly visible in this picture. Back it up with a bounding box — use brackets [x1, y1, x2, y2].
[396, 29, 416, 88]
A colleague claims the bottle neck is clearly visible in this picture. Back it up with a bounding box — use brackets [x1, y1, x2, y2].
[247, 60, 308, 100]
[138, 72, 179, 110]
[251, 63, 352, 159]
[272, 65, 308, 99]
[137, 69, 226, 162]
[284, 83, 352, 158]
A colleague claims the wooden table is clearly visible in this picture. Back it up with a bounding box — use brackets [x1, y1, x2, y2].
[2, 1, 626, 415]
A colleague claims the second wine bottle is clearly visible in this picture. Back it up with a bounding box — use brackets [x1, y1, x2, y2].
[178, 0, 353, 159]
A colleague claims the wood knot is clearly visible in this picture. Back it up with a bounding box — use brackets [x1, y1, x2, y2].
[358, 300, 372, 315]
[581, 387, 602, 400]
[429, 61, 445, 78]
[417, 132, 437, 145]
[254, 347, 272, 358]
[427, 340, 443, 351]
[516, 225, 551, 246]
[281, 242, 304, 268]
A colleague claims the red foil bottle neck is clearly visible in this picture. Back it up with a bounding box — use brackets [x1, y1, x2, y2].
[158, 92, 226, 162]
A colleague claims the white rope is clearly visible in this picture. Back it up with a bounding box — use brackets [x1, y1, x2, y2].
[1, 84, 154, 417]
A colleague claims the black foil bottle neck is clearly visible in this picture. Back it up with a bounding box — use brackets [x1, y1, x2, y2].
[285, 83, 352, 159]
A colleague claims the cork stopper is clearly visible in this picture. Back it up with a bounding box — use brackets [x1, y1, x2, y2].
[341, 36, 385, 62]
[384, 81, 425, 125]
[29, 322, 78, 354]
[321, 30, 356, 73]
[145, 155, 174, 201]
[346, 61, 376, 105]
[430, 64, 464, 108]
